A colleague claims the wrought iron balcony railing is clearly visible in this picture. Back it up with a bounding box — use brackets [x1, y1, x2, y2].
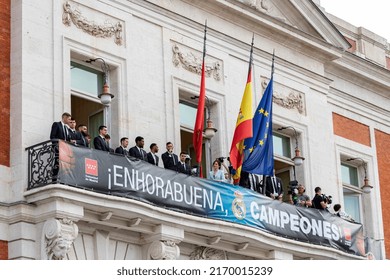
[26, 139, 59, 190]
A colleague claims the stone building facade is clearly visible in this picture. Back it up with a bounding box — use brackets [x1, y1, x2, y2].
[0, 0, 389, 259]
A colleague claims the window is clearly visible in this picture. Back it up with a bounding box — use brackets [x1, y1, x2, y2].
[341, 163, 359, 186]
[343, 192, 361, 222]
[272, 132, 295, 201]
[179, 102, 198, 129]
[341, 162, 361, 223]
[273, 133, 291, 158]
[71, 62, 103, 97]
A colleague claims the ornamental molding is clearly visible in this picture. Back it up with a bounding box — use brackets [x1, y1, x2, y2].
[62, 1, 123, 46]
[239, 0, 287, 23]
[262, 78, 305, 115]
[189, 246, 227, 260]
[41, 218, 79, 260]
[148, 240, 180, 260]
[241, 0, 270, 13]
[172, 43, 222, 81]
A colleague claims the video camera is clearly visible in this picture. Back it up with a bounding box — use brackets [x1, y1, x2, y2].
[322, 194, 333, 205]
[288, 180, 299, 204]
[217, 157, 230, 163]
[287, 180, 298, 195]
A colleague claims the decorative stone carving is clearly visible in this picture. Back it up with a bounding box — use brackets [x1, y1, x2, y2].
[148, 240, 180, 260]
[262, 79, 305, 114]
[239, 0, 287, 23]
[172, 43, 222, 81]
[242, 0, 269, 12]
[189, 246, 227, 260]
[62, 1, 123, 45]
[41, 218, 78, 260]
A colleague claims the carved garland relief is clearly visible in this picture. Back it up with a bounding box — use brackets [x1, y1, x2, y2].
[172, 43, 222, 81]
[62, 1, 123, 45]
[262, 79, 305, 114]
[189, 246, 227, 260]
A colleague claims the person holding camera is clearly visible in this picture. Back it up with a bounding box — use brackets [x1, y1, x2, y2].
[208, 159, 227, 182]
[312, 186, 328, 210]
[294, 184, 312, 207]
[176, 151, 192, 175]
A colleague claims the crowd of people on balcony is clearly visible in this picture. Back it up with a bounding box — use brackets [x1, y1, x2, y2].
[50, 112, 354, 221]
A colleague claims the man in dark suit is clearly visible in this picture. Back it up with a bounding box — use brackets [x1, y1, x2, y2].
[264, 169, 283, 201]
[77, 124, 89, 147]
[129, 136, 148, 161]
[239, 171, 264, 194]
[93, 125, 110, 151]
[176, 151, 192, 175]
[50, 112, 72, 141]
[147, 143, 159, 166]
[49, 112, 72, 182]
[68, 118, 84, 146]
[161, 142, 179, 171]
[115, 137, 129, 155]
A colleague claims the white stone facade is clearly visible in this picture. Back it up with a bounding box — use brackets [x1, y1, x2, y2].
[0, 0, 389, 259]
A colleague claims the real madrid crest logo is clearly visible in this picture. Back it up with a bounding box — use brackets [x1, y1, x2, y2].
[232, 190, 246, 220]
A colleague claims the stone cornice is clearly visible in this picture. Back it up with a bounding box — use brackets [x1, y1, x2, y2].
[327, 54, 390, 97]
[124, 0, 343, 62]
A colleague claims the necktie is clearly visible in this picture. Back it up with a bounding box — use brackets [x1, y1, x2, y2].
[272, 177, 277, 194]
[183, 163, 186, 170]
[63, 125, 68, 140]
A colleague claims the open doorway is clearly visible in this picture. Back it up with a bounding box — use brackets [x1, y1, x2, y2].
[71, 95, 104, 148]
[180, 129, 206, 177]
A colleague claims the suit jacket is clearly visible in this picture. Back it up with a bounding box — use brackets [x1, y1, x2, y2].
[115, 146, 128, 156]
[50, 121, 70, 141]
[147, 152, 159, 166]
[239, 171, 264, 194]
[161, 151, 179, 171]
[176, 161, 191, 175]
[79, 133, 89, 147]
[265, 176, 283, 198]
[129, 146, 148, 161]
[69, 129, 86, 146]
[93, 136, 110, 151]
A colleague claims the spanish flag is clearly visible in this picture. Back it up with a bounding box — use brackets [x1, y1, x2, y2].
[229, 37, 254, 183]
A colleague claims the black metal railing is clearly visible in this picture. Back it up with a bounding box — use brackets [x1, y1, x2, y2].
[26, 139, 59, 190]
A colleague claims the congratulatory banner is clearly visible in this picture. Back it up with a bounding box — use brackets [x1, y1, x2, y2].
[58, 141, 364, 256]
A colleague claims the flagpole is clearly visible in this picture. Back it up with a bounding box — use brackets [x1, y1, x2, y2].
[229, 36, 255, 184]
[241, 50, 275, 177]
[271, 49, 275, 77]
[193, 20, 207, 177]
[248, 33, 254, 77]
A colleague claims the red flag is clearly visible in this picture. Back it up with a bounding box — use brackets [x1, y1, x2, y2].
[229, 36, 254, 183]
[193, 22, 207, 177]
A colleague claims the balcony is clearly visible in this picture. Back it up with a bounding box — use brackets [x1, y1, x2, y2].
[25, 140, 371, 260]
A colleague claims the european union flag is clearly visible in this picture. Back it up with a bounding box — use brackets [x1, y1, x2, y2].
[242, 76, 274, 176]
